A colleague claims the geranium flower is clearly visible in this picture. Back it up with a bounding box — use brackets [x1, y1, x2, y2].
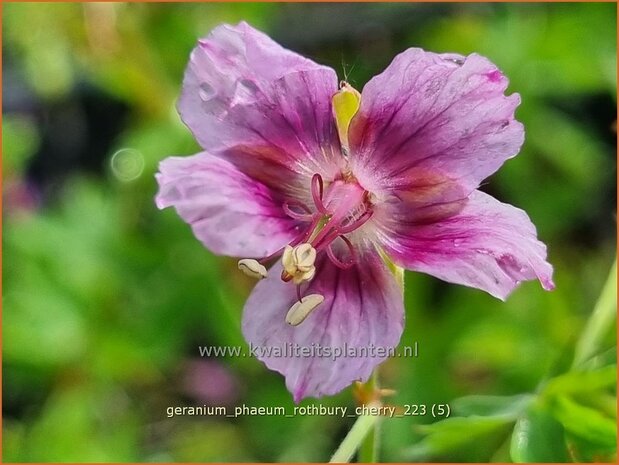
[156, 22, 554, 402]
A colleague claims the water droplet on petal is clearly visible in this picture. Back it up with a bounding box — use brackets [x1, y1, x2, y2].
[239, 79, 259, 93]
[199, 82, 215, 102]
[444, 56, 464, 66]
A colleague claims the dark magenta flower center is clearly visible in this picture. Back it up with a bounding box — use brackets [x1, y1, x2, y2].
[280, 172, 373, 280]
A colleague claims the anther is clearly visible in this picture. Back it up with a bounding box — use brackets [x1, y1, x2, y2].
[285, 294, 325, 326]
[238, 259, 267, 280]
[281, 243, 317, 284]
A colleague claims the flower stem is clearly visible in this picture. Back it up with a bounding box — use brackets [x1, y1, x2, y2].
[572, 259, 617, 369]
[329, 400, 381, 463]
[358, 371, 380, 463]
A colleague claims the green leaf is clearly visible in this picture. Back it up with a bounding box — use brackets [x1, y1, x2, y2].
[573, 261, 617, 369]
[565, 431, 617, 462]
[2, 420, 27, 462]
[26, 384, 139, 462]
[169, 422, 253, 462]
[580, 347, 617, 372]
[543, 365, 617, 397]
[550, 395, 616, 448]
[452, 394, 533, 419]
[510, 404, 570, 462]
[404, 416, 514, 462]
[2, 115, 40, 174]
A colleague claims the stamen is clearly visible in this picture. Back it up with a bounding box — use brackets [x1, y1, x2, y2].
[296, 284, 303, 302]
[238, 259, 267, 279]
[285, 294, 324, 326]
[282, 245, 294, 268]
[276, 172, 373, 287]
[282, 243, 317, 284]
[292, 243, 316, 271]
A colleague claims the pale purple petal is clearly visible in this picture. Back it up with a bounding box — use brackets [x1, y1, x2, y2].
[242, 248, 404, 402]
[155, 153, 299, 258]
[348, 49, 524, 195]
[379, 190, 554, 300]
[178, 22, 343, 186]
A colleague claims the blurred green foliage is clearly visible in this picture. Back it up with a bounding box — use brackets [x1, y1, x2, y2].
[2, 2, 616, 462]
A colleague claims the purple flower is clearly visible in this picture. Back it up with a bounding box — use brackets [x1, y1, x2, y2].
[156, 22, 554, 402]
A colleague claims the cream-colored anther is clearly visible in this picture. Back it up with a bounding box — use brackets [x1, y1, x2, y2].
[237, 259, 267, 280]
[285, 294, 325, 326]
[282, 243, 317, 284]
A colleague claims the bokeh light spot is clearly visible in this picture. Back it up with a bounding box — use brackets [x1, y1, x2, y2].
[110, 148, 144, 182]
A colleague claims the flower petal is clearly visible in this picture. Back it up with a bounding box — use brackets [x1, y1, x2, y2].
[380, 190, 554, 300]
[348, 49, 524, 194]
[155, 153, 299, 257]
[242, 248, 404, 402]
[178, 22, 343, 185]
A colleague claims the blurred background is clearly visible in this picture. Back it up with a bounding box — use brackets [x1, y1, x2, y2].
[2, 2, 617, 462]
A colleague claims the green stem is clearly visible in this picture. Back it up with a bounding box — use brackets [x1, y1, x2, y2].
[329, 401, 382, 463]
[358, 372, 380, 463]
[572, 259, 617, 369]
